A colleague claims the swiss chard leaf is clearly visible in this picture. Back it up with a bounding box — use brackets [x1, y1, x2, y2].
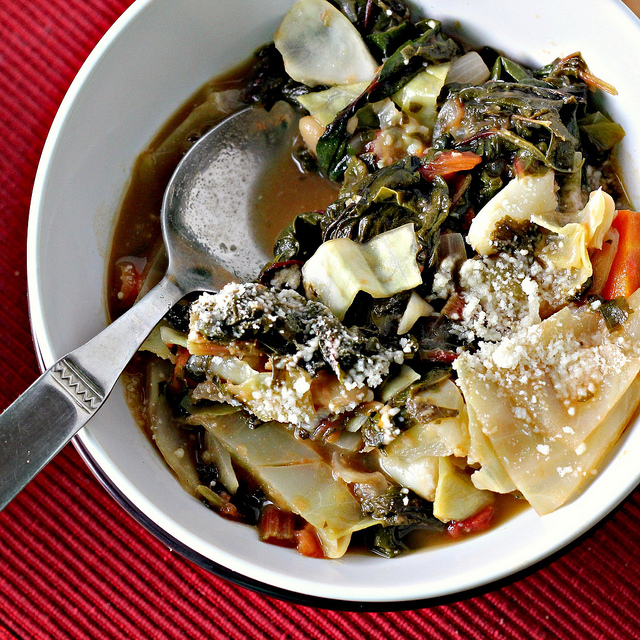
[328, 0, 412, 36]
[367, 20, 461, 102]
[315, 89, 371, 181]
[321, 156, 451, 270]
[366, 21, 416, 59]
[436, 82, 585, 174]
[491, 56, 535, 83]
[316, 20, 459, 180]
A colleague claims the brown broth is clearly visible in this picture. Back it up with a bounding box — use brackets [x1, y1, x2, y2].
[107, 58, 256, 321]
[251, 149, 338, 255]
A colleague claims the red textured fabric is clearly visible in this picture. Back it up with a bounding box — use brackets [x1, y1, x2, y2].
[1, 1, 640, 638]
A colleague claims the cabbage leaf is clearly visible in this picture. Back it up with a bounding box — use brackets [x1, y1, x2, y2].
[392, 63, 450, 129]
[455, 293, 640, 514]
[188, 411, 370, 539]
[274, 0, 378, 87]
[302, 223, 422, 319]
[297, 82, 369, 126]
[433, 457, 494, 522]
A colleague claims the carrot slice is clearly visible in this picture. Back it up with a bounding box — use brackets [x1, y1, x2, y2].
[601, 210, 640, 299]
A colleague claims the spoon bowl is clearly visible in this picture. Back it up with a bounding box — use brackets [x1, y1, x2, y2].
[163, 101, 297, 288]
[0, 102, 297, 511]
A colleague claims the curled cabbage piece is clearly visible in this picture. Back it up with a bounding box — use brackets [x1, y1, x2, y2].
[455, 290, 640, 514]
[535, 188, 616, 273]
[459, 173, 617, 337]
[433, 457, 494, 523]
[302, 222, 423, 319]
[392, 63, 450, 129]
[274, 0, 378, 87]
[466, 171, 557, 256]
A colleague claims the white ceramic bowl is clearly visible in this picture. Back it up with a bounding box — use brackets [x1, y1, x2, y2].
[28, 0, 640, 607]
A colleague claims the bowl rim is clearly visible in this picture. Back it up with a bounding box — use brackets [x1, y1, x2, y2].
[25, 0, 640, 608]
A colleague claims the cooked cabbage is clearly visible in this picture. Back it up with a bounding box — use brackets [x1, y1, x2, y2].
[433, 457, 494, 522]
[379, 365, 420, 402]
[535, 188, 616, 278]
[140, 322, 174, 361]
[147, 361, 200, 495]
[202, 355, 317, 427]
[274, 0, 378, 87]
[467, 172, 557, 255]
[392, 63, 450, 129]
[455, 291, 640, 514]
[297, 82, 369, 126]
[379, 452, 439, 502]
[188, 411, 370, 540]
[302, 223, 423, 319]
[379, 379, 470, 502]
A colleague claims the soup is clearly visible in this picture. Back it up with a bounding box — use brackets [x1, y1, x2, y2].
[108, 0, 638, 559]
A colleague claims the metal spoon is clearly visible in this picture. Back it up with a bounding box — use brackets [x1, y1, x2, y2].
[0, 101, 297, 511]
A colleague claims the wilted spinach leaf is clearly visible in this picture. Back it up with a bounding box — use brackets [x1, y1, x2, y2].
[273, 210, 324, 262]
[328, 0, 412, 37]
[321, 156, 450, 271]
[316, 20, 460, 180]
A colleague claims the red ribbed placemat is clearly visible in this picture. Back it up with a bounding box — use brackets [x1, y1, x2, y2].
[2, 1, 640, 638]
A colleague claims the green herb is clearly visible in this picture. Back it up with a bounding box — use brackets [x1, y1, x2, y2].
[579, 111, 625, 152]
[597, 297, 632, 331]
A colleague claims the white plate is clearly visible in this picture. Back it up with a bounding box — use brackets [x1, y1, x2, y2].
[27, 0, 640, 606]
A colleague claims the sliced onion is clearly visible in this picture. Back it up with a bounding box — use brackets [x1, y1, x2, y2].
[439, 232, 466, 264]
[445, 52, 491, 85]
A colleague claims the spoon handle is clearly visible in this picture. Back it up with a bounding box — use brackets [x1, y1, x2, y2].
[0, 276, 183, 512]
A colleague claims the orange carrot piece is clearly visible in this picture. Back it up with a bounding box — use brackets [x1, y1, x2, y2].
[601, 210, 640, 299]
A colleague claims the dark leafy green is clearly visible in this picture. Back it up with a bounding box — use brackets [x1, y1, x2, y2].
[361, 488, 445, 557]
[366, 21, 417, 59]
[579, 111, 625, 153]
[241, 44, 312, 109]
[491, 56, 536, 83]
[321, 156, 450, 267]
[273, 211, 324, 262]
[368, 20, 461, 101]
[328, 0, 412, 38]
[190, 283, 411, 384]
[275, 156, 451, 277]
[435, 82, 584, 173]
[315, 20, 460, 180]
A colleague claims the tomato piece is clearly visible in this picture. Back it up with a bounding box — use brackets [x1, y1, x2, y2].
[447, 505, 495, 539]
[419, 150, 482, 181]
